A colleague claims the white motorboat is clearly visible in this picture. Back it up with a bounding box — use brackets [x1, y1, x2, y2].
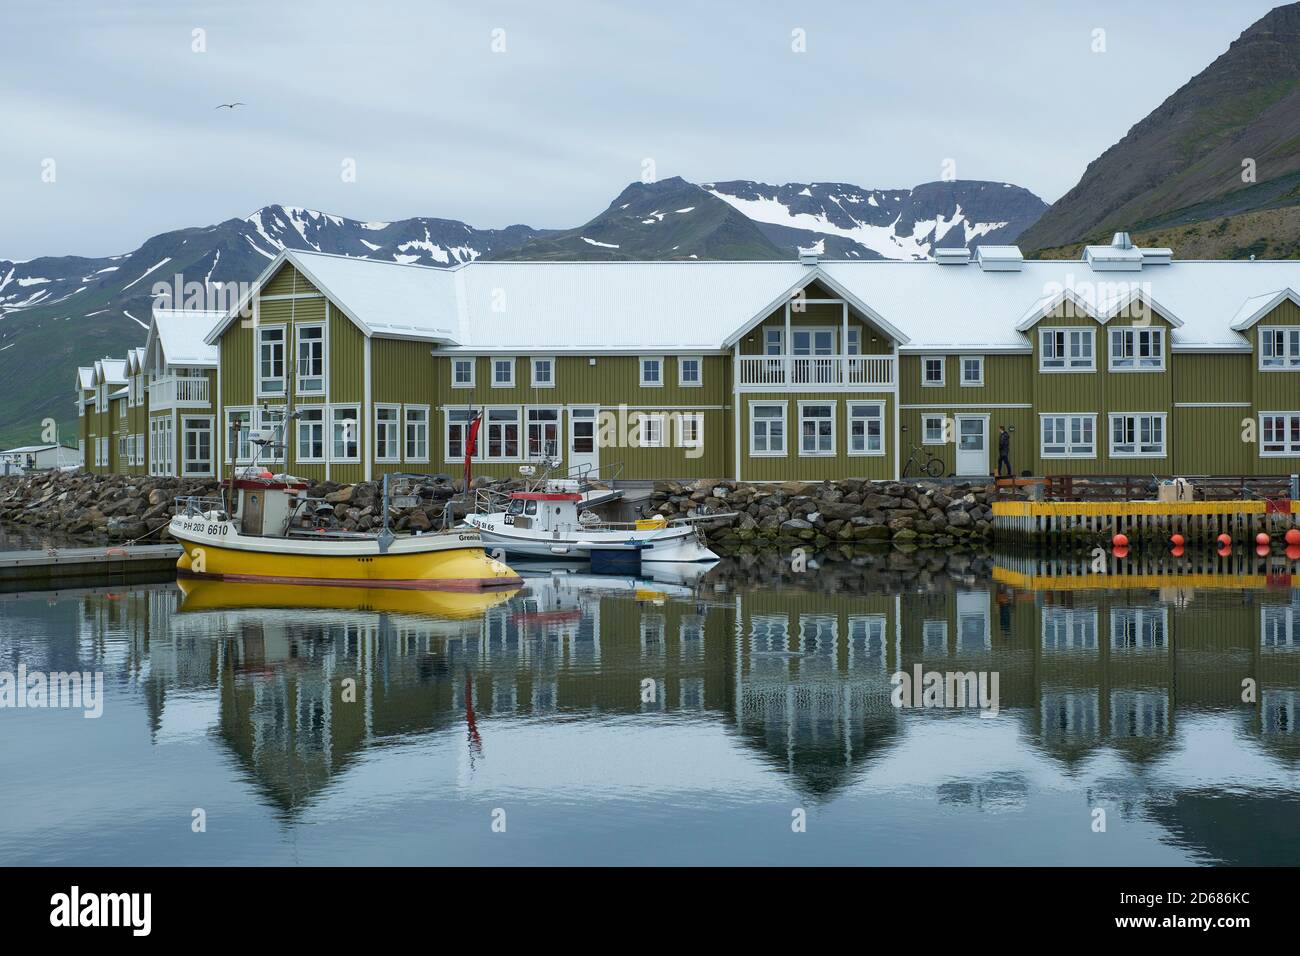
[463, 477, 725, 564]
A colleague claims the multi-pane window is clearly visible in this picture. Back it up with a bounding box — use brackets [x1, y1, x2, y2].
[923, 414, 946, 445]
[679, 356, 702, 386]
[1261, 413, 1300, 456]
[1041, 414, 1096, 457]
[848, 401, 883, 455]
[750, 403, 786, 455]
[296, 324, 324, 392]
[452, 359, 475, 387]
[1110, 327, 1163, 370]
[226, 409, 252, 462]
[799, 402, 835, 456]
[257, 406, 286, 463]
[486, 408, 520, 459]
[375, 405, 401, 462]
[330, 406, 359, 461]
[764, 329, 784, 355]
[491, 358, 514, 387]
[527, 408, 561, 458]
[1109, 413, 1165, 457]
[530, 358, 555, 388]
[404, 406, 428, 462]
[640, 357, 663, 387]
[960, 355, 984, 385]
[922, 357, 944, 386]
[677, 413, 703, 450]
[297, 408, 325, 461]
[637, 413, 665, 448]
[1260, 328, 1300, 369]
[446, 409, 477, 460]
[182, 417, 212, 475]
[1109, 327, 1163, 370]
[1040, 328, 1094, 370]
[257, 327, 285, 394]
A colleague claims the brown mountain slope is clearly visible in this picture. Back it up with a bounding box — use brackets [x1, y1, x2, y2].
[1021, 3, 1300, 252]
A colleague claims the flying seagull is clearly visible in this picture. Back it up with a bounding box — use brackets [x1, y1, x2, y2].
[214, 102, 245, 110]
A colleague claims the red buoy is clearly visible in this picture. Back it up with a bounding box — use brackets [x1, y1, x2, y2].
[1170, 533, 1185, 547]
[1256, 532, 1271, 546]
[1112, 533, 1129, 548]
[1288, 544, 1300, 562]
[1171, 545, 1185, 558]
[1286, 528, 1300, 546]
[1112, 544, 1130, 559]
[1217, 533, 1232, 547]
[1257, 544, 1271, 557]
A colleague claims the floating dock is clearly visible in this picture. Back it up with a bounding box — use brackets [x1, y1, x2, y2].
[993, 499, 1300, 546]
[0, 544, 181, 588]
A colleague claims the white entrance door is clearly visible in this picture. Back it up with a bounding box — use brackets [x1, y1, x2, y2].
[569, 406, 599, 478]
[955, 415, 989, 476]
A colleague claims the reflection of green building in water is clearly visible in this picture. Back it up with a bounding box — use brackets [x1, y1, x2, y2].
[71, 565, 1300, 823]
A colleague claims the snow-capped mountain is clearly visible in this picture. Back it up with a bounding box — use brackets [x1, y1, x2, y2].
[703, 180, 1047, 260]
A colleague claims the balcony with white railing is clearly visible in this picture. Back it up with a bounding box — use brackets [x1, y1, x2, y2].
[149, 376, 210, 409]
[737, 355, 895, 390]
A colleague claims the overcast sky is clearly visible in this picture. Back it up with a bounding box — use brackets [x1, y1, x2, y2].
[0, 0, 1282, 261]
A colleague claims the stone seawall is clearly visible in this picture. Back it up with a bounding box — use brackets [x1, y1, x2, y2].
[651, 478, 997, 550]
[0, 471, 997, 550]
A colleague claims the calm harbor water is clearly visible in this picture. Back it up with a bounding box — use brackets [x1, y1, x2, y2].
[1, 547, 1298, 866]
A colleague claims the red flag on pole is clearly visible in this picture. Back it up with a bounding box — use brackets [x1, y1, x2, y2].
[464, 410, 483, 488]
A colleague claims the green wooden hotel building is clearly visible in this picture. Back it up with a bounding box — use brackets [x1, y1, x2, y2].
[78, 236, 1300, 483]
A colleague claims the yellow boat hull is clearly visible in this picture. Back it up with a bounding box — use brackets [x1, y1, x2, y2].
[173, 534, 521, 591]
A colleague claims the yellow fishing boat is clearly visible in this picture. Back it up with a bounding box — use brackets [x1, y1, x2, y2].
[169, 468, 521, 591]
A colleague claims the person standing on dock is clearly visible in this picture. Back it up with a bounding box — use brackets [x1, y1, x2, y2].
[997, 426, 1011, 477]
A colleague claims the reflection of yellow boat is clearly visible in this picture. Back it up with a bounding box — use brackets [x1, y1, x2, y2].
[177, 577, 518, 619]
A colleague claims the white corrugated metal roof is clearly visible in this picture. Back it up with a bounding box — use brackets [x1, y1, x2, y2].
[289, 251, 458, 342]
[450, 260, 812, 351]
[204, 251, 1300, 355]
[76, 366, 94, 390]
[96, 358, 128, 384]
[151, 308, 223, 366]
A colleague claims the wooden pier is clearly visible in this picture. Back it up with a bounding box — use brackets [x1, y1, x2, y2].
[0, 544, 181, 587]
[992, 499, 1300, 546]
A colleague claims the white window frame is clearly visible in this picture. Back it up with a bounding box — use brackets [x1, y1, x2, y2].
[797, 401, 836, 457]
[374, 403, 402, 463]
[749, 402, 787, 457]
[678, 355, 703, 387]
[296, 407, 326, 463]
[181, 415, 214, 477]
[485, 407, 521, 460]
[1259, 327, 1300, 370]
[636, 413, 666, 448]
[1039, 413, 1097, 459]
[922, 414, 947, 445]
[404, 404, 429, 463]
[451, 358, 476, 388]
[921, 356, 945, 387]
[1109, 326, 1164, 371]
[763, 328, 784, 355]
[526, 406, 562, 460]
[1108, 412, 1166, 458]
[329, 405, 361, 463]
[529, 357, 556, 389]
[639, 356, 664, 388]
[677, 412, 704, 451]
[255, 324, 287, 397]
[295, 322, 326, 394]
[253, 405, 287, 464]
[1260, 412, 1300, 457]
[1039, 327, 1095, 372]
[959, 355, 984, 386]
[224, 406, 254, 464]
[491, 357, 515, 388]
[847, 400, 885, 457]
[445, 408, 478, 463]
